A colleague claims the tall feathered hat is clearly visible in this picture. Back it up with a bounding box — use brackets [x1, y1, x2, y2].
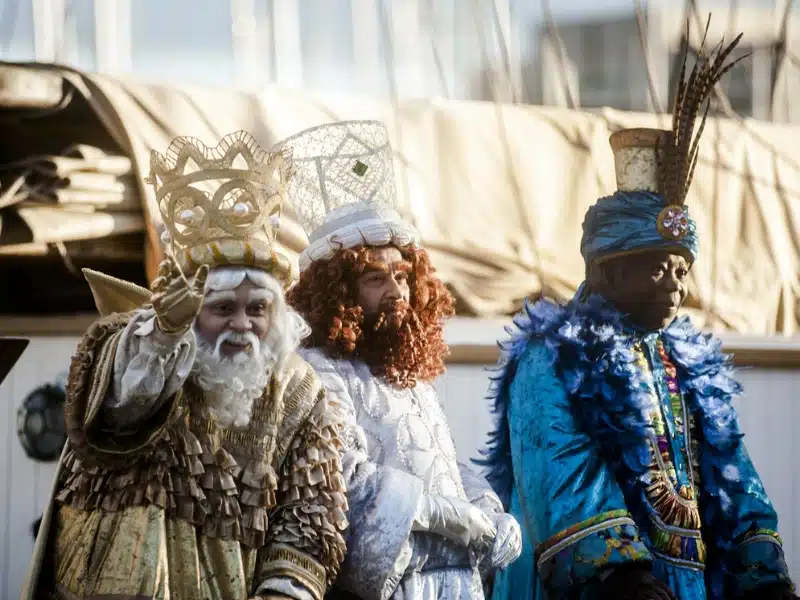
[147, 131, 296, 286]
[273, 120, 420, 272]
[581, 19, 746, 266]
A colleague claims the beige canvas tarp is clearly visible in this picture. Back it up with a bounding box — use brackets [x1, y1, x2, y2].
[2, 63, 798, 334]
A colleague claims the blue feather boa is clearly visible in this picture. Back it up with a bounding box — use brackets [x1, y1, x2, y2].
[474, 295, 744, 552]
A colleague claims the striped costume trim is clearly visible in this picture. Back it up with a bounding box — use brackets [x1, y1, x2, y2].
[535, 509, 636, 567]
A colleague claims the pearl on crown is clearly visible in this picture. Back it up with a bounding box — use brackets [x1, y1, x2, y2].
[177, 205, 205, 226]
[233, 202, 250, 217]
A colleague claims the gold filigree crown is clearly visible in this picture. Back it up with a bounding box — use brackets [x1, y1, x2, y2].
[147, 131, 296, 286]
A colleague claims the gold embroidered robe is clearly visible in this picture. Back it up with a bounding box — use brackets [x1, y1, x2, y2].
[21, 312, 348, 600]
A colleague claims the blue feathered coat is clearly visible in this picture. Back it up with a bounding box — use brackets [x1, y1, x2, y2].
[477, 296, 791, 600]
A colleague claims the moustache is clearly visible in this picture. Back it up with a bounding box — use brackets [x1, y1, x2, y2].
[213, 330, 261, 362]
[370, 299, 413, 330]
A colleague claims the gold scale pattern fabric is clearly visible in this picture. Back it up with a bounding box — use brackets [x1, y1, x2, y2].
[26, 312, 348, 600]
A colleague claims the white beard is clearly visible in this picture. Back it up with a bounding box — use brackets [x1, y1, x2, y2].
[190, 330, 275, 428]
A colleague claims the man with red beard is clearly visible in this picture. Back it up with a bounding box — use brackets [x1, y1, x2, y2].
[280, 121, 522, 600]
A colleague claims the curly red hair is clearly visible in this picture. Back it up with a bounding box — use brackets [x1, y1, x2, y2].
[287, 244, 455, 388]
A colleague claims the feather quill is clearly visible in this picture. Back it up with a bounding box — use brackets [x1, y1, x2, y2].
[661, 17, 748, 206]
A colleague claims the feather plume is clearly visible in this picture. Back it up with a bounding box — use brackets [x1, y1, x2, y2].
[659, 17, 749, 206]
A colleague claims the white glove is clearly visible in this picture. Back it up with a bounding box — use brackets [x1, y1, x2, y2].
[488, 513, 522, 570]
[413, 494, 497, 549]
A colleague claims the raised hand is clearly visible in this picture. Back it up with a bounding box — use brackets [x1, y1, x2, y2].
[150, 254, 209, 334]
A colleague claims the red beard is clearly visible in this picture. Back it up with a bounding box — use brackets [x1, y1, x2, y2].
[356, 299, 441, 388]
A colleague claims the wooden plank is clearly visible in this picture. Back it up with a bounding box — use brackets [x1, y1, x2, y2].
[445, 342, 800, 370]
[441, 317, 800, 368]
[1, 317, 800, 368]
[0, 315, 97, 337]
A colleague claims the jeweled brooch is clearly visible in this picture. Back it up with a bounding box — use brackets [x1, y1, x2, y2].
[657, 205, 690, 241]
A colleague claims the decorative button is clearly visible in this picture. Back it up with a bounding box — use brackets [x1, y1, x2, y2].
[657, 205, 690, 240]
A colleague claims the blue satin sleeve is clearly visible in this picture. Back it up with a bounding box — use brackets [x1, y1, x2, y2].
[702, 438, 792, 596]
[507, 341, 652, 594]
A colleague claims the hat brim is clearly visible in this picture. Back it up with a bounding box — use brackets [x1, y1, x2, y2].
[592, 245, 695, 266]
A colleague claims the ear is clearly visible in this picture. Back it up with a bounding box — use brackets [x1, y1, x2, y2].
[585, 261, 611, 295]
[601, 262, 622, 287]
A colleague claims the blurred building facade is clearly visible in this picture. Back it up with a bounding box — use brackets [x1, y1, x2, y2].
[2, 1, 799, 118]
[2, 0, 502, 99]
[513, 3, 800, 123]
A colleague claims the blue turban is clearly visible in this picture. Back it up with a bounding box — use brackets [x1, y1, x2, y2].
[580, 191, 699, 266]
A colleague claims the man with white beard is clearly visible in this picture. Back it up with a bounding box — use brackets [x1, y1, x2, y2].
[281, 121, 522, 600]
[22, 131, 348, 600]
[190, 266, 301, 429]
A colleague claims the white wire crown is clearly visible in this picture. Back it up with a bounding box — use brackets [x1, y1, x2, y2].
[274, 120, 398, 237]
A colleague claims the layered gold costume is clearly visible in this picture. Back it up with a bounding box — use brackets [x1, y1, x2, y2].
[22, 131, 348, 600]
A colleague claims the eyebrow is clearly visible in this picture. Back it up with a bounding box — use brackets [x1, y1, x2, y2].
[247, 289, 271, 303]
[362, 260, 412, 274]
[204, 289, 272, 305]
[204, 290, 236, 304]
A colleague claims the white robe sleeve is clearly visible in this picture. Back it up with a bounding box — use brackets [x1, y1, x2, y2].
[103, 308, 196, 429]
[300, 348, 425, 600]
[458, 461, 504, 517]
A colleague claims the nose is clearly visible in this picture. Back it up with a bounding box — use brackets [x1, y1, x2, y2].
[384, 277, 403, 301]
[228, 310, 252, 332]
[662, 273, 680, 292]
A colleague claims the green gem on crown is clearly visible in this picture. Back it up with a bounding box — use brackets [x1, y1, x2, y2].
[352, 160, 369, 177]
